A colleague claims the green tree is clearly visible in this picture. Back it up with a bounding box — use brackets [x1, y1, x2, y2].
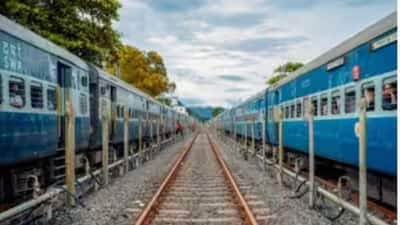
[0, 0, 122, 65]
[107, 45, 170, 97]
[212, 107, 225, 117]
[267, 62, 304, 86]
[156, 96, 172, 106]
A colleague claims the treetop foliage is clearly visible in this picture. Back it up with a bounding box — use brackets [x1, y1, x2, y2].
[267, 62, 304, 86]
[0, 0, 122, 65]
[106, 45, 169, 97]
[212, 107, 225, 117]
[1, 0, 175, 97]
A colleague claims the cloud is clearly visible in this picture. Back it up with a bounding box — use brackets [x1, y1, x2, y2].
[223, 36, 309, 53]
[145, 0, 207, 12]
[218, 75, 247, 82]
[115, 0, 396, 107]
[224, 87, 250, 92]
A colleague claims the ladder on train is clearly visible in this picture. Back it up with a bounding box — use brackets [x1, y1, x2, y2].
[51, 147, 66, 185]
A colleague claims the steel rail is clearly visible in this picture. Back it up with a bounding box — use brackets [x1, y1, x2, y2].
[133, 133, 198, 225]
[0, 137, 178, 222]
[206, 133, 260, 225]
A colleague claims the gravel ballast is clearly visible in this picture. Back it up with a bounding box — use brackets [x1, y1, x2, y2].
[52, 131, 359, 225]
[214, 133, 358, 225]
[53, 136, 194, 225]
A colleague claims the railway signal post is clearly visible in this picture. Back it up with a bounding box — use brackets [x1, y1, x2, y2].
[65, 100, 76, 207]
[251, 121, 255, 156]
[150, 119, 154, 159]
[307, 102, 315, 208]
[244, 122, 248, 160]
[157, 117, 161, 151]
[102, 106, 110, 186]
[262, 118, 266, 171]
[138, 117, 143, 167]
[358, 98, 368, 225]
[124, 109, 129, 173]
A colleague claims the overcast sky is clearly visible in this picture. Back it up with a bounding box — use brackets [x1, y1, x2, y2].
[114, 0, 396, 107]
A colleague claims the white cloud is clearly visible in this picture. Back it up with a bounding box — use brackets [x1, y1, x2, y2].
[115, 0, 395, 107]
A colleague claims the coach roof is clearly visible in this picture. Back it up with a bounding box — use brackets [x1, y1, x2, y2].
[271, 11, 397, 90]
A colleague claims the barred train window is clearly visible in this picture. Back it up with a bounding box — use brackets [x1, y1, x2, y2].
[320, 94, 328, 116]
[382, 76, 397, 110]
[9, 77, 25, 108]
[296, 101, 302, 118]
[80, 94, 88, 114]
[311, 97, 318, 116]
[81, 75, 88, 88]
[345, 87, 356, 113]
[47, 87, 57, 110]
[285, 106, 289, 119]
[120, 106, 124, 118]
[361, 82, 375, 111]
[331, 91, 341, 115]
[290, 104, 295, 118]
[116, 105, 121, 118]
[31, 82, 43, 109]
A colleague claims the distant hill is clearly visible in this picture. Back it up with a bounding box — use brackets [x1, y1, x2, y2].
[187, 106, 215, 122]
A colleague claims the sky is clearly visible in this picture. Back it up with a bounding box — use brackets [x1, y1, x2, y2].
[114, 0, 396, 107]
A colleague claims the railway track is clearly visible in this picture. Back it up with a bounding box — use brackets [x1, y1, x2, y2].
[134, 132, 268, 225]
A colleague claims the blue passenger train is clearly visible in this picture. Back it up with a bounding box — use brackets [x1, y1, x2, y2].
[217, 12, 397, 177]
[0, 14, 192, 200]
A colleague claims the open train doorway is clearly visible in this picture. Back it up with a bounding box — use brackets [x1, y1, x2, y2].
[56, 62, 72, 147]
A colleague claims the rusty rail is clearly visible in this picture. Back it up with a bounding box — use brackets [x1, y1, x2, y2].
[206, 133, 260, 225]
[133, 133, 198, 225]
[134, 132, 260, 225]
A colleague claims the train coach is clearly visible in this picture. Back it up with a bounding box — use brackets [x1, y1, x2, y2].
[217, 12, 397, 205]
[0, 14, 189, 201]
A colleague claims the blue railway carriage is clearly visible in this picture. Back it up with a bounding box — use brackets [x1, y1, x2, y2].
[146, 99, 162, 141]
[0, 13, 192, 201]
[233, 90, 266, 142]
[0, 14, 91, 196]
[88, 67, 148, 154]
[266, 12, 397, 176]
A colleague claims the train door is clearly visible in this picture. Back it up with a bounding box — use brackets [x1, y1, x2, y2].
[110, 85, 117, 140]
[57, 62, 72, 146]
[268, 90, 279, 145]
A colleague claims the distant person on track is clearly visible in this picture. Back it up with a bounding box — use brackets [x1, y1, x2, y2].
[176, 120, 184, 137]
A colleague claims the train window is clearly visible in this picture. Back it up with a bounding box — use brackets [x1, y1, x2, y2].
[296, 101, 302, 118]
[100, 85, 107, 96]
[311, 97, 318, 116]
[382, 76, 397, 110]
[345, 87, 356, 113]
[116, 105, 121, 118]
[80, 94, 88, 114]
[81, 75, 88, 88]
[120, 106, 125, 118]
[290, 104, 295, 118]
[331, 91, 341, 115]
[285, 106, 289, 119]
[320, 94, 328, 116]
[47, 87, 57, 110]
[9, 77, 25, 108]
[361, 82, 375, 111]
[31, 82, 43, 109]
